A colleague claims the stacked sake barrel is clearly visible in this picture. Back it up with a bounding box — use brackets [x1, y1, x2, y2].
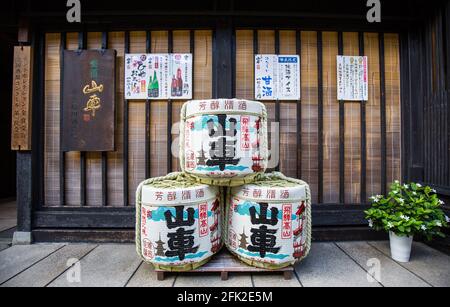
[136, 99, 311, 271]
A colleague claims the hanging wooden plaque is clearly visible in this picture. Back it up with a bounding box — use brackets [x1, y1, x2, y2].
[62, 49, 116, 152]
[11, 46, 33, 151]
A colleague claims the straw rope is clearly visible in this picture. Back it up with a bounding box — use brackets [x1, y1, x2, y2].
[135, 172, 224, 272]
[224, 172, 312, 270]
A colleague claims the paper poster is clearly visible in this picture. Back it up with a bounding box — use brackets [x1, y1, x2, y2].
[255, 54, 300, 100]
[170, 53, 193, 100]
[125, 53, 192, 100]
[337, 56, 368, 101]
[147, 54, 170, 99]
[277, 56, 300, 100]
[125, 54, 148, 100]
[255, 54, 277, 100]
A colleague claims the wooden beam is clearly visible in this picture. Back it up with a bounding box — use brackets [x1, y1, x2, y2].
[213, 18, 233, 98]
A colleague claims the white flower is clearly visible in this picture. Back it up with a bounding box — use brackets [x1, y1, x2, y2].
[439, 200, 445, 205]
[416, 183, 422, 188]
[395, 180, 400, 184]
[421, 225, 427, 231]
[445, 216, 450, 223]
[432, 189, 437, 193]
[387, 222, 394, 229]
[403, 184, 409, 189]
[398, 198, 404, 203]
[400, 215, 410, 221]
[368, 219, 373, 228]
[370, 195, 383, 202]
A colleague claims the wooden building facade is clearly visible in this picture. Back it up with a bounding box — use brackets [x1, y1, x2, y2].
[6, 0, 450, 242]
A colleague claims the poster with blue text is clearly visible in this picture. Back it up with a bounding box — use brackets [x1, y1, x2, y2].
[255, 55, 300, 100]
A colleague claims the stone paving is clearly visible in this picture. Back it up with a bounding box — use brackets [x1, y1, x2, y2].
[0, 241, 449, 287]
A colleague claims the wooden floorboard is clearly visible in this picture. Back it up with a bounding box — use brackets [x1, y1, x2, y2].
[0, 244, 65, 285]
[174, 273, 253, 287]
[48, 244, 141, 287]
[126, 262, 176, 287]
[251, 273, 302, 287]
[0, 242, 448, 287]
[2, 244, 97, 287]
[336, 241, 431, 287]
[369, 241, 450, 287]
[294, 242, 381, 287]
[0, 244, 10, 252]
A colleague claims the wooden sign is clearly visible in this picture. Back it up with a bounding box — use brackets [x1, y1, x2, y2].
[62, 50, 116, 152]
[11, 46, 33, 151]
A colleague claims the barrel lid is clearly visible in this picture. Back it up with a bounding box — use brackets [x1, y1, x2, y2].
[231, 180, 307, 202]
[184, 99, 265, 118]
[141, 182, 219, 206]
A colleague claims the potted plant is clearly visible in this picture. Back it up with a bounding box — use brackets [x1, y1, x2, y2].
[365, 181, 449, 263]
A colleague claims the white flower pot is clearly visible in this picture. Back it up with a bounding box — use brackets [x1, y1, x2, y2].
[389, 231, 413, 263]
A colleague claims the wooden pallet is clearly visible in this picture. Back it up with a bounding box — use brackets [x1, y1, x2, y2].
[156, 249, 294, 281]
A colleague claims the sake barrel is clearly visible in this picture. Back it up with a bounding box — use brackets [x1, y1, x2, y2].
[179, 99, 268, 187]
[136, 173, 223, 271]
[225, 172, 311, 269]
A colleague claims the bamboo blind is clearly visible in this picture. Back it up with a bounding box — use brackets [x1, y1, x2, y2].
[44, 29, 400, 207]
[235, 30, 401, 204]
[44, 30, 213, 207]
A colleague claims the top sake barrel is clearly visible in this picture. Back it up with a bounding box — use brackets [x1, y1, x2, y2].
[180, 99, 268, 187]
[135, 173, 223, 272]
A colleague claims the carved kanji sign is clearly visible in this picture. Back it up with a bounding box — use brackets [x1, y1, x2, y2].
[11, 46, 33, 151]
[62, 49, 116, 152]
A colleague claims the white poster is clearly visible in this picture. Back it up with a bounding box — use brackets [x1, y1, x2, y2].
[125, 53, 192, 100]
[147, 54, 170, 99]
[170, 53, 193, 100]
[337, 56, 368, 101]
[255, 54, 300, 101]
[277, 55, 300, 100]
[125, 54, 149, 100]
[255, 54, 277, 100]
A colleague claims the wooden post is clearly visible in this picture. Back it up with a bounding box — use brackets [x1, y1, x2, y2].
[283, 270, 293, 280]
[220, 271, 229, 281]
[157, 271, 165, 281]
[13, 18, 33, 245]
[213, 18, 233, 99]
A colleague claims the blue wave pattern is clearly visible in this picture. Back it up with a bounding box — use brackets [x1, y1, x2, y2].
[154, 251, 209, 262]
[191, 115, 257, 133]
[195, 165, 249, 172]
[148, 207, 212, 222]
[237, 248, 289, 260]
[235, 201, 297, 220]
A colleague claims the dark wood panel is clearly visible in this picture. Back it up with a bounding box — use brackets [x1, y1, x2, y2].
[32, 226, 388, 243]
[33, 204, 371, 228]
